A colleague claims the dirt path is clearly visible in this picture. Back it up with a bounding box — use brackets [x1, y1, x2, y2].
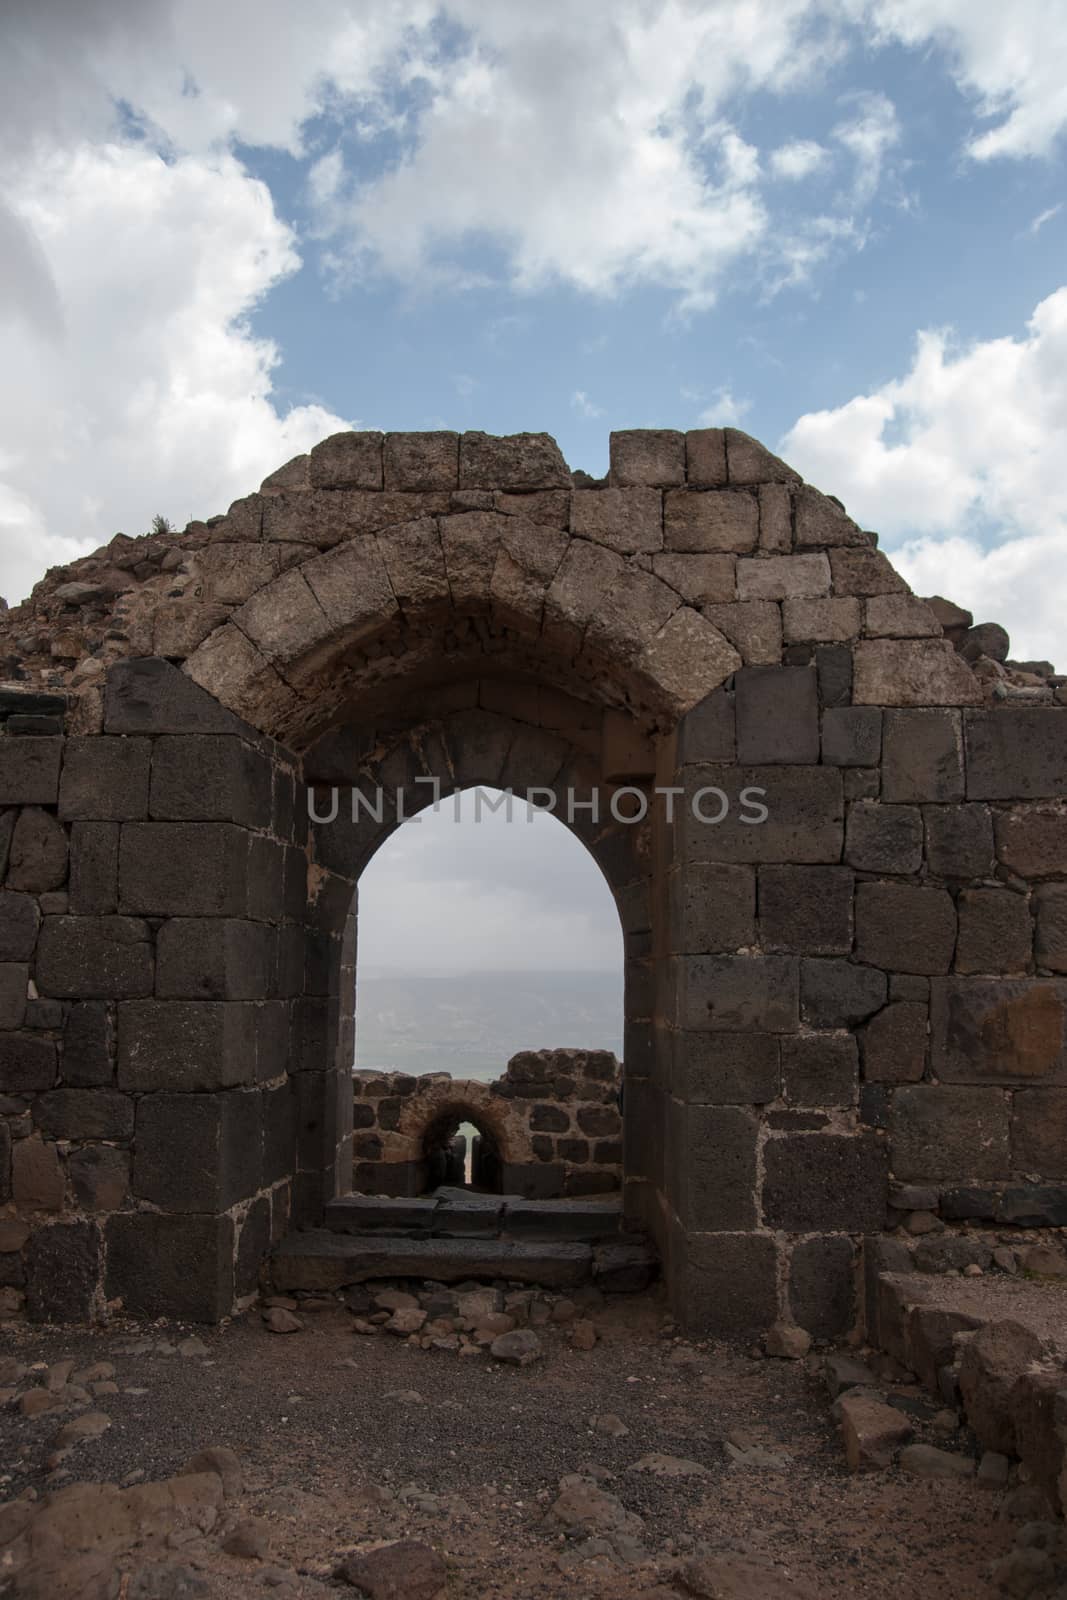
[0, 1289, 1021, 1598]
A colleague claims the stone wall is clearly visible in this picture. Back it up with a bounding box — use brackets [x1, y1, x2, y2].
[0, 425, 1063, 1338]
[651, 681, 1067, 1340]
[351, 1049, 623, 1199]
[0, 665, 307, 1321]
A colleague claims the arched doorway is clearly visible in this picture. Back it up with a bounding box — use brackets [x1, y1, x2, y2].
[349, 779, 624, 1200]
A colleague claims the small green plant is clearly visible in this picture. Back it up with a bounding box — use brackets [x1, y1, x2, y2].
[149, 514, 175, 536]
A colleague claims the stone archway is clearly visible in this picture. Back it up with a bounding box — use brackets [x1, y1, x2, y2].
[1, 426, 1063, 1340]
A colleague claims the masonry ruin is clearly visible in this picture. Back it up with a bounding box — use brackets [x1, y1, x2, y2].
[0, 426, 1064, 1337]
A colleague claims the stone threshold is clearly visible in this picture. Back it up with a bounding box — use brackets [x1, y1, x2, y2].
[271, 1232, 656, 1295]
[324, 1189, 624, 1241]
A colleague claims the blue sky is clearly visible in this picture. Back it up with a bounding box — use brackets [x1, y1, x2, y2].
[2, 1, 1067, 971]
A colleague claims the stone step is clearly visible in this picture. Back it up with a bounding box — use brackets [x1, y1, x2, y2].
[323, 1193, 624, 1242]
[271, 1232, 595, 1293]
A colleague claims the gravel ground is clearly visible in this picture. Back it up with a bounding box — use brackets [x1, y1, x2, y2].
[0, 1288, 1024, 1599]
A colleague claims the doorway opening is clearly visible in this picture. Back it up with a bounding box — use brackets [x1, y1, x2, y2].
[351, 784, 626, 1202]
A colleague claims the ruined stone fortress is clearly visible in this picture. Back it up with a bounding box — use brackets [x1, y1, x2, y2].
[0, 426, 1064, 1338]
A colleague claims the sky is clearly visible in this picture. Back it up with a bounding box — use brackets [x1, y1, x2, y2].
[3, 0, 1067, 973]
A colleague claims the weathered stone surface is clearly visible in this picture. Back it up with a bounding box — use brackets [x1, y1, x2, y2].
[302, 537, 403, 636]
[701, 599, 782, 665]
[156, 918, 274, 1000]
[106, 657, 245, 736]
[1011, 1090, 1067, 1177]
[995, 806, 1067, 878]
[0, 888, 40, 960]
[822, 706, 881, 767]
[12, 1136, 65, 1209]
[460, 431, 571, 490]
[634, 608, 741, 713]
[735, 665, 818, 764]
[1, 1031, 58, 1090]
[725, 429, 800, 486]
[68, 1144, 130, 1211]
[197, 540, 304, 603]
[845, 803, 922, 874]
[69, 821, 119, 914]
[609, 428, 685, 486]
[839, 1394, 914, 1470]
[737, 553, 829, 601]
[685, 428, 727, 487]
[664, 489, 757, 553]
[763, 1132, 887, 1231]
[133, 1090, 259, 1211]
[882, 709, 964, 802]
[853, 640, 982, 706]
[959, 1319, 1045, 1455]
[931, 977, 1067, 1084]
[675, 1229, 778, 1337]
[272, 1231, 592, 1291]
[669, 862, 755, 953]
[780, 1035, 858, 1105]
[759, 865, 853, 953]
[62, 1001, 113, 1085]
[674, 1105, 759, 1229]
[924, 803, 994, 878]
[955, 888, 1033, 974]
[35, 1087, 133, 1140]
[6, 807, 67, 892]
[830, 548, 907, 597]
[384, 430, 459, 490]
[183, 623, 298, 727]
[490, 520, 568, 635]
[758, 482, 792, 552]
[0, 961, 27, 1029]
[335, 1539, 446, 1599]
[865, 594, 941, 637]
[106, 1212, 234, 1320]
[584, 565, 679, 665]
[861, 1001, 927, 1083]
[792, 484, 864, 547]
[789, 1234, 855, 1339]
[680, 764, 843, 865]
[309, 429, 383, 489]
[571, 487, 662, 554]
[149, 736, 272, 829]
[966, 710, 1067, 799]
[118, 1000, 259, 1090]
[899, 1444, 974, 1480]
[676, 954, 798, 1032]
[801, 959, 886, 1026]
[672, 1031, 779, 1103]
[24, 1219, 101, 1322]
[782, 597, 861, 643]
[37, 916, 153, 999]
[119, 822, 250, 916]
[652, 552, 735, 605]
[1036, 884, 1067, 972]
[854, 883, 956, 975]
[891, 1085, 1010, 1180]
[0, 736, 63, 804]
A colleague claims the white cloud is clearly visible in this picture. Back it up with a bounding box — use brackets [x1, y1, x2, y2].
[698, 388, 751, 426]
[0, 143, 348, 606]
[781, 287, 1067, 663]
[1028, 203, 1062, 235]
[769, 140, 830, 181]
[832, 90, 901, 203]
[308, 3, 843, 307]
[853, 0, 1067, 161]
[358, 795, 623, 972]
[571, 390, 604, 420]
